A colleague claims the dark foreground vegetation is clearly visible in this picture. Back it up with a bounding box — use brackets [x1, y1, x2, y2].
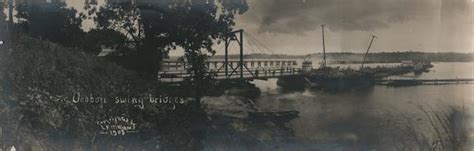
[0, 35, 211, 150]
[0, 0, 471, 150]
[0, 1, 255, 149]
[0, 35, 292, 150]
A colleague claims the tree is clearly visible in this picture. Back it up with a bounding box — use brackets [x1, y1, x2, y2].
[15, 2, 85, 47]
[4, 1, 250, 149]
[84, 1, 249, 149]
[87, 0, 248, 78]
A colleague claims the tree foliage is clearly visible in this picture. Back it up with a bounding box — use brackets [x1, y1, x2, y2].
[87, 0, 248, 77]
[0, 1, 250, 149]
[15, 2, 85, 47]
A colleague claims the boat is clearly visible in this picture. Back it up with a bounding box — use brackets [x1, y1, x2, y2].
[306, 67, 375, 90]
[305, 25, 376, 90]
[278, 25, 378, 91]
[413, 62, 425, 75]
[401, 60, 433, 74]
[423, 61, 434, 68]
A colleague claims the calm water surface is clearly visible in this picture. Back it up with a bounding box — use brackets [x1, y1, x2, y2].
[204, 62, 474, 150]
[250, 62, 474, 149]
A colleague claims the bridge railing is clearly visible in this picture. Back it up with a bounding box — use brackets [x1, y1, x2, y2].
[161, 60, 299, 70]
[158, 66, 303, 83]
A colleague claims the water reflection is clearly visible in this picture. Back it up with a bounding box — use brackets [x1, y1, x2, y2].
[202, 62, 474, 150]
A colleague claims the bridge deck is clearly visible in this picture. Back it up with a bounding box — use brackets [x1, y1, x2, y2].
[159, 59, 305, 83]
[159, 67, 304, 83]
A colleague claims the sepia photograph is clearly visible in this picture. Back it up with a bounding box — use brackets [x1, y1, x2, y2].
[0, 0, 473, 150]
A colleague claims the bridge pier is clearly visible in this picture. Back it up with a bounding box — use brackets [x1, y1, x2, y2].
[239, 29, 244, 80]
[224, 29, 246, 80]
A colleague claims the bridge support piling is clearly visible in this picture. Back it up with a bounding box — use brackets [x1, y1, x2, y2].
[225, 37, 229, 78]
[239, 30, 244, 80]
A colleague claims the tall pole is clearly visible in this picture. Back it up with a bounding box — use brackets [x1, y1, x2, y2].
[321, 24, 326, 67]
[361, 35, 377, 69]
[224, 37, 229, 77]
[239, 30, 244, 80]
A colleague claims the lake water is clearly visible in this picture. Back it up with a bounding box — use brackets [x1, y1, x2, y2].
[204, 62, 474, 150]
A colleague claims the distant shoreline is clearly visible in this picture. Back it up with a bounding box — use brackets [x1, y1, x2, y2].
[205, 52, 474, 63]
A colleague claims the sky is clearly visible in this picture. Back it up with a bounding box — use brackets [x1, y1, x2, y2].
[65, 0, 473, 56]
[232, 0, 473, 55]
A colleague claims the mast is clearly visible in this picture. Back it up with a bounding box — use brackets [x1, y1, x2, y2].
[321, 24, 326, 67]
[361, 35, 377, 69]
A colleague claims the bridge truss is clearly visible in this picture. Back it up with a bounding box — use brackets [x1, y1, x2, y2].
[158, 29, 304, 83]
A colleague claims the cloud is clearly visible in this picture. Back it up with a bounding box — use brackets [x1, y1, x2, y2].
[241, 0, 464, 34]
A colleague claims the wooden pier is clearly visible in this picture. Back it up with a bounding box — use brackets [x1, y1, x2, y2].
[376, 78, 474, 86]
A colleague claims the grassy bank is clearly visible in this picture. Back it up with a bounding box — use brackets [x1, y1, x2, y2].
[0, 35, 207, 150]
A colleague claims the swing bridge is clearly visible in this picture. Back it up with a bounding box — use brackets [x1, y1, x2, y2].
[158, 29, 307, 83]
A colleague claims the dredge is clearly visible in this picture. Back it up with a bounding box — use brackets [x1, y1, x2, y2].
[278, 25, 432, 91]
[305, 25, 376, 90]
[157, 28, 434, 91]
